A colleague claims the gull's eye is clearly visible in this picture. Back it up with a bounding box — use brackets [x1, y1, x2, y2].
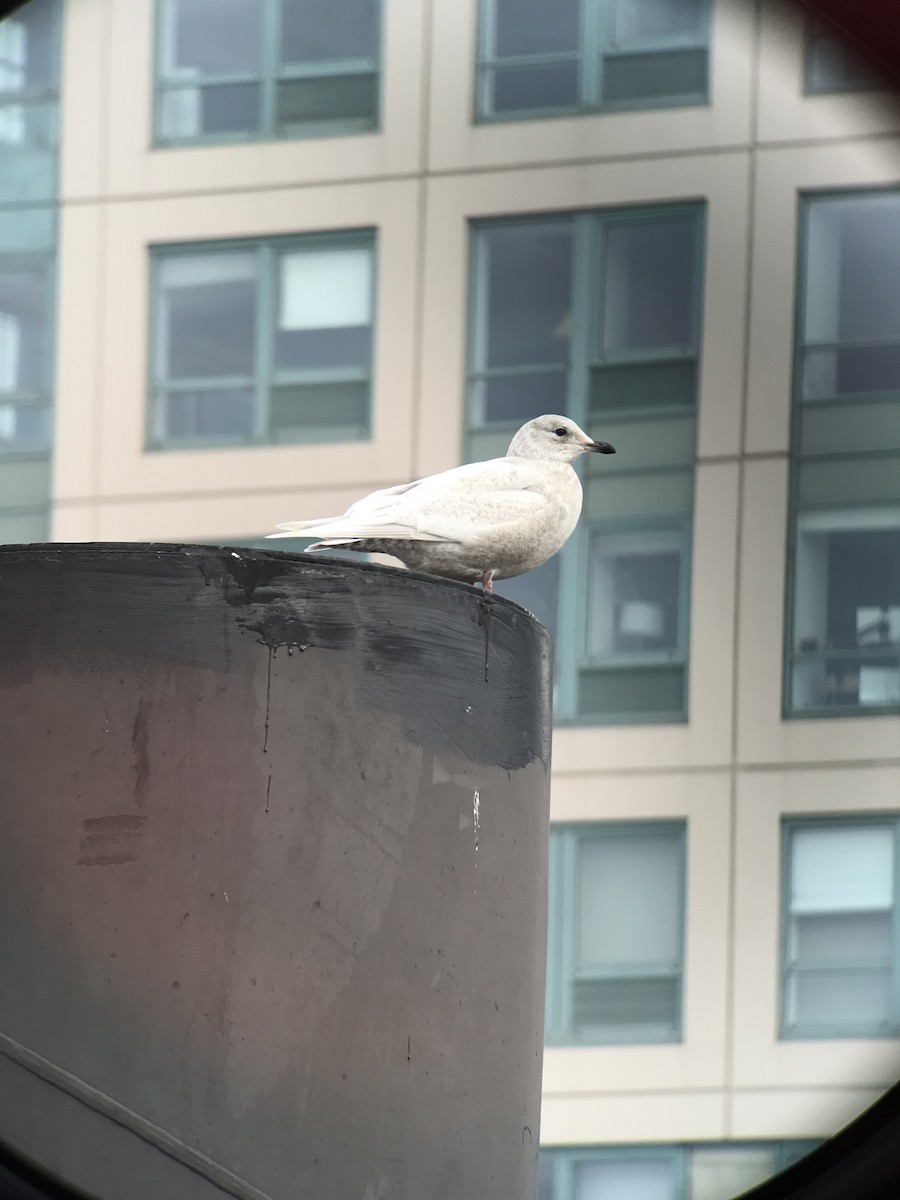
[554, 427, 567, 437]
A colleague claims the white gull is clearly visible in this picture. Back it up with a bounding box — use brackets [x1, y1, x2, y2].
[267, 414, 615, 593]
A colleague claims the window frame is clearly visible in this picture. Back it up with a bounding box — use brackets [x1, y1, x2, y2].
[779, 815, 900, 1041]
[0, 247, 56, 458]
[152, 0, 383, 147]
[783, 188, 900, 720]
[465, 203, 704, 725]
[146, 228, 377, 452]
[803, 16, 882, 97]
[538, 1141, 822, 1200]
[473, 0, 712, 124]
[545, 821, 687, 1047]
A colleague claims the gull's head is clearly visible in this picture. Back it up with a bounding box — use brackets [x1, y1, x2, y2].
[506, 414, 616, 464]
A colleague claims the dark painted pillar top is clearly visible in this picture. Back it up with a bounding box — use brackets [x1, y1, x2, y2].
[0, 545, 553, 1200]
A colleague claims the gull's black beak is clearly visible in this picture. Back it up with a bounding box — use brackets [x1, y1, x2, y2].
[587, 441, 616, 454]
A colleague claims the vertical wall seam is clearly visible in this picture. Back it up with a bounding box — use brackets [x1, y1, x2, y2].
[722, 0, 766, 1140]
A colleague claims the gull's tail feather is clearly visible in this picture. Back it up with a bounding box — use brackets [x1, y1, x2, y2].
[267, 519, 452, 543]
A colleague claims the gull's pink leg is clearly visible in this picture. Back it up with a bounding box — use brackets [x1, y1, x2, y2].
[481, 569, 496, 593]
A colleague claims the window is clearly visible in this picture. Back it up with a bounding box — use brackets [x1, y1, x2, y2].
[546, 823, 685, 1045]
[538, 1143, 820, 1200]
[0, 0, 61, 546]
[149, 233, 375, 449]
[467, 206, 703, 723]
[0, 0, 59, 205]
[804, 17, 881, 95]
[475, 0, 711, 121]
[786, 192, 900, 716]
[0, 259, 54, 453]
[781, 818, 900, 1040]
[154, 0, 381, 144]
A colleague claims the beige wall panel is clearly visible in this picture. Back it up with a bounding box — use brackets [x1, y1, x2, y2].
[736, 459, 900, 764]
[731, 768, 900, 1091]
[427, 0, 755, 174]
[418, 153, 750, 480]
[87, 485, 375, 543]
[731, 1087, 886, 1141]
[53, 203, 105, 510]
[541, 1091, 727, 1146]
[58, 0, 108, 201]
[97, 0, 426, 201]
[686, 461, 739, 756]
[50, 504, 98, 542]
[756, 0, 899, 146]
[93, 179, 420, 501]
[745, 141, 900, 454]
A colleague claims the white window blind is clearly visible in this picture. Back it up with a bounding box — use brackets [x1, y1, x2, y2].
[690, 1148, 776, 1200]
[791, 826, 894, 915]
[159, 251, 255, 291]
[578, 834, 680, 967]
[575, 1158, 675, 1200]
[279, 247, 371, 330]
[0, 312, 20, 392]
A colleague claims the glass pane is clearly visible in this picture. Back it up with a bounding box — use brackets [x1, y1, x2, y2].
[572, 976, 679, 1037]
[161, 0, 263, 75]
[601, 49, 707, 105]
[0, 402, 50, 451]
[578, 663, 686, 715]
[488, 62, 580, 114]
[574, 1157, 677, 1200]
[159, 388, 255, 440]
[276, 74, 377, 130]
[496, 553, 559, 642]
[792, 518, 900, 683]
[590, 359, 696, 413]
[492, 0, 580, 57]
[159, 82, 260, 138]
[0, 206, 55, 253]
[269, 380, 368, 440]
[538, 1154, 556, 1200]
[600, 218, 697, 354]
[794, 911, 891, 964]
[475, 221, 574, 371]
[587, 412, 696, 472]
[157, 251, 257, 380]
[802, 344, 900, 403]
[805, 30, 881, 94]
[578, 831, 681, 966]
[798, 457, 900, 508]
[789, 968, 892, 1031]
[281, 0, 378, 64]
[472, 370, 568, 426]
[614, 0, 706, 43]
[0, 0, 58, 95]
[790, 824, 894, 915]
[585, 468, 694, 520]
[275, 245, 372, 371]
[791, 657, 900, 711]
[0, 99, 56, 148]
[0, 265, 48, 393]
[588, 527, 682, 657]
[0, 505, 48, 543]
[0, 456, 50, 505]
[690, 1148, 777, 1200]
[0, 103, 57, 203]
[799, 397, 900, 455]
[804, 193, 900, 346]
